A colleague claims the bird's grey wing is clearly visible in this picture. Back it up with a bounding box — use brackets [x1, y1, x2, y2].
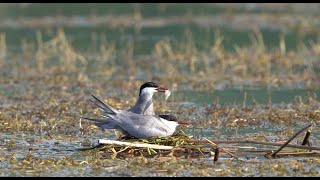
[109, 113, 174, 138]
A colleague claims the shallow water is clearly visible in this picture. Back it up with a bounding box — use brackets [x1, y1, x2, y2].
[1, 20, 317, 54]
[178, 88, 320, 105]
[0, 4, 318, 54]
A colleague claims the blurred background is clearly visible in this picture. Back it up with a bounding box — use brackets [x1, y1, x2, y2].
[0, 4, 319, 89]
[0, 3, 319, 105]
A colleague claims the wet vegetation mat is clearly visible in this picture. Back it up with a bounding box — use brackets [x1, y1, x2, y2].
[79, 124, 320, 161]
[1, 3, 320, 177]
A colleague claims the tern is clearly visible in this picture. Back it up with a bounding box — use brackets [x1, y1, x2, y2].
[83, 95, 189, 138]
[88, 82, 169, 128]
[83, 82, 173, 137]
[128, 82, 169, 115]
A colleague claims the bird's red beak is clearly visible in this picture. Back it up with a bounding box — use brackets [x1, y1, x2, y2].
[156, 86, 168, 92]
[178, 121, 190, 125]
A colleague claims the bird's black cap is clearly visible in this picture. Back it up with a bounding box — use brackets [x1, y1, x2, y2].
[139, 82, 159, 96]
[159, 114, 178, 122]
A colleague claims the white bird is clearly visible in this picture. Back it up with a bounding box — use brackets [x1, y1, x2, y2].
[127, 81, 169, 115]
[83, 95, 189, 138]
[89, 81, 168, 125]
[84, 82, 172, 137]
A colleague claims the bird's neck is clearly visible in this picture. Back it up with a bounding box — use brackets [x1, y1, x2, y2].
[130, 93, 155, 115]
[161, 119, 179, 135]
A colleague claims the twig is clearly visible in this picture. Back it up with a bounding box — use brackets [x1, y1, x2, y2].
[220, 145, 257, 150]
[302, 130, 311, 146]
[187, 139, 320, 151]
[275, 152, 320, 157]
[271, 124, 312, 158]
[234, 150, 274, 155]
[205, 138, 235, 157]
[302, 130, 312, 152]
[213, 148, 219, 162]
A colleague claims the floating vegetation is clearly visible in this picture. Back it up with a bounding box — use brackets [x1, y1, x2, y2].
[79, 124, 320, 162]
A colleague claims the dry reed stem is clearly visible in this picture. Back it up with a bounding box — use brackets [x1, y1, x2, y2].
[271, 124, 312, 158]
[99, 139, 174, 150]
[301, 130, 311, 146]
[275, 152, 320, 157]
[187, 139, 320, 151]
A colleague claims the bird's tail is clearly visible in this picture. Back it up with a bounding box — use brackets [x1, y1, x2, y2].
[82, 95, 120, 129]
[90, 95, 119, 115]
[81, 116, 119, 129]
[81, 116, 108, 123]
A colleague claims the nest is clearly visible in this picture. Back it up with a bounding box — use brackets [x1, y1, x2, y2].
[79, 133, 217, 159]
